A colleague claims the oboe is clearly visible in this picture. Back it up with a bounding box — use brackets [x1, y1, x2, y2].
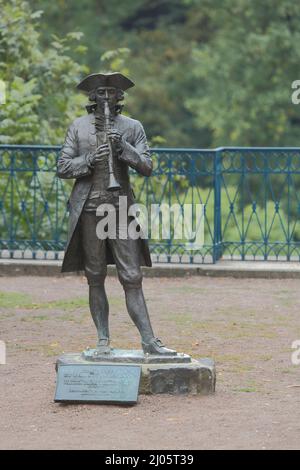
[103, 100, 121, 191]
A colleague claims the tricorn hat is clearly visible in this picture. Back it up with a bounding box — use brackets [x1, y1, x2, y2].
[77, 72, 135, 92]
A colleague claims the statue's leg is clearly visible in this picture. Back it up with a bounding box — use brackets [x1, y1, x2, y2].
[109, 237, 176, 355]
[124, 285, 154, 343]
[81, 210, 109, 350]
[88, 283, 109, 342]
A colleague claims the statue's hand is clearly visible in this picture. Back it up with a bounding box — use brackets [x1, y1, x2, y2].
[107, 129, 124, 153]
[87, 144, 110, 166]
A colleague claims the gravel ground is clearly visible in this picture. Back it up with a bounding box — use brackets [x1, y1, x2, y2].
[0, 274, 300, 450]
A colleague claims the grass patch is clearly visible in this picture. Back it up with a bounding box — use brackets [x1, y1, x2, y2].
[259, 354, 273, 362]
[0, 291, 89, 311]
[166, 286, 210, 295]
[107, 297, 125, 308]
[213, 353, 244, 363]
[281, 367, 298, 374]
[186, 320, 278, 340]
[10, 341, 64, 356]
[0, 291, 34, 308]
[41, 297, 87, 311]
[231, 363, 254, 373]
[233, 378, 261, 393]
[234, 387, 257, 393]
[165, 313, 194, 325]
[57, 312, 88, 323]
[20, 312, 88, 324]
[21, 315, 50, 322]
[0, 312, 13, 319]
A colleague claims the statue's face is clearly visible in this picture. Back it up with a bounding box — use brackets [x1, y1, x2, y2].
[95, 86, 118, 112]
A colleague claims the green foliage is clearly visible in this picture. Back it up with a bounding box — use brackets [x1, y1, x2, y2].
[187, 0, 300, 146]
[0, 78, 41, 144]
[3, 0, 300, 147]
[2, 0, 300, 251]
[34, 0, 208, 147]
[0, 0, 88, 144]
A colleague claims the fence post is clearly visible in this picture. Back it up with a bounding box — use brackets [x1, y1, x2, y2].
[9, 152, 15, 258]
[213, 149, 222, 263]
[167, 153, 172, 263]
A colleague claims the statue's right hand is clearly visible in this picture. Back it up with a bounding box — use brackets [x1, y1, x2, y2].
[87, 144, 110, 166]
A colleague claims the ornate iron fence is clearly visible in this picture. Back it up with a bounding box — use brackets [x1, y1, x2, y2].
[220, 147, 300, 261]
[1, 145, 300, 263]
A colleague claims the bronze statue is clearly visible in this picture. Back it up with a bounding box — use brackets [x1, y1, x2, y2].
[57, 72, 176, 356]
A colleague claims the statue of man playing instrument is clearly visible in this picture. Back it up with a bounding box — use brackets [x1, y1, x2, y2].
[57, 72, 176, 357]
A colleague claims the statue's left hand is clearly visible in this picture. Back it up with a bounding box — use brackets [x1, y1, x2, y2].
[107, 129, 124, 153]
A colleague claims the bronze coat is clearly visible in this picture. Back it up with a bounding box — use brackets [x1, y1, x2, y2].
[57, 113, 153, 273]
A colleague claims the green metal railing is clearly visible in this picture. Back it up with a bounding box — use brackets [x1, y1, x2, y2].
[1, 145, 300, 263]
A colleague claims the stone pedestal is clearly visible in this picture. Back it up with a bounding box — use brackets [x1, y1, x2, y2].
[56, 349, 216, 396]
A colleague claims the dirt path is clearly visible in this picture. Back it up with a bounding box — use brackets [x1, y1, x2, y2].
[0, 274, 300, 449]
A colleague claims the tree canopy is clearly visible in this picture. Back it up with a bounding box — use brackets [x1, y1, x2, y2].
[0, 0, 87, 144]
[1, 0, 299, 147]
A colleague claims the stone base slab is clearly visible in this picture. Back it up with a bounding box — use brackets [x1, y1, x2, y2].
[81, 348, 191, 364]
[56, 352, 216, 396]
